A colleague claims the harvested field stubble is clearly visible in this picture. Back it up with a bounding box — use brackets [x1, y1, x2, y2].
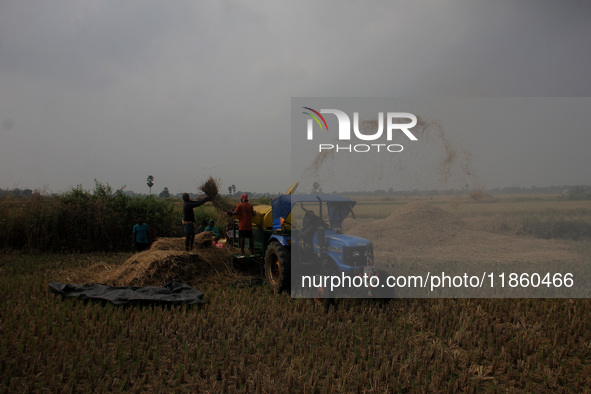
[3, 252, 591, 392]
[4, 196, 591, 391]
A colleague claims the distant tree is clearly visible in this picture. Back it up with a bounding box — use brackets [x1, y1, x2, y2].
[159, 187, 170, 198]
[231, 184, 236, 194]
[566, 185, 591, 200]
[8, 188, 33, 197]
[93, 179, 113, 198]
[228, 186, 232, 195]
[146, 175, 154, 195]
[312, 182, 323, 193]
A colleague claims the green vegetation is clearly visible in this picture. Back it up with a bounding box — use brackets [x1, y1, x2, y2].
[0, 181, 181, 252]
[565, 185, 591, 201]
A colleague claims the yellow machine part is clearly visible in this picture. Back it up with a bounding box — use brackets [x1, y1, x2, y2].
[252, 204, 291, 231]
[252, 205, 272, 230]
[246, 184, 298, 232]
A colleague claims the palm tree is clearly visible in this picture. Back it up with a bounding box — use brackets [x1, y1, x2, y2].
[146, 175, 154, 195]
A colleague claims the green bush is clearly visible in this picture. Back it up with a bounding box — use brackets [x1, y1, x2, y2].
[565, 185, 591, 201]
[0, 181, 181, 252]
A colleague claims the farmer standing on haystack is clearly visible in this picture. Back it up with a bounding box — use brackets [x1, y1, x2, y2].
[230, 193, 255, 257]
[182, 193, 210, 251]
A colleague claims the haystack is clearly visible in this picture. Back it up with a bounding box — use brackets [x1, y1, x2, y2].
[347, 202, 581, 266]
[469, 189, 498, 202]
[149, 233, 214, 251]
[478, 215, 523, 235]
[69, 235, 250, 287]
[349, 202, 465, 249]
[149, 237, 185, 251]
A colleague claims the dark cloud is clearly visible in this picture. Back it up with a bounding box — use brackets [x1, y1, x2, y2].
[0, 0, 590, 193]
[1, 118, 14, 133]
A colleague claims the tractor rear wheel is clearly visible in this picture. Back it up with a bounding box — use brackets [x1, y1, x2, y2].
[264, 242, 291, 293]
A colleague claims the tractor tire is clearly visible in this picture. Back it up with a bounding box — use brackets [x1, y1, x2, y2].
[264, 242, 291, 293]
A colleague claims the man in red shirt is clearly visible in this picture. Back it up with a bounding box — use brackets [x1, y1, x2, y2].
[232, 193, 255, 256]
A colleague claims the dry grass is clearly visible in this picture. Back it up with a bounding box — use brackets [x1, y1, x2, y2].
[348, 202, 583, 266]
[149, 237, 186, 251]
[199, 176, 235, 216]
[346, 193, 591, 219]
[3, 195, 591, 391]
[469, 188, 485, 200]
[3, 252, 591, 392]
[199, 176, 219, 199]
[478, 214, 524, 235]
[66, 234, 250, 287]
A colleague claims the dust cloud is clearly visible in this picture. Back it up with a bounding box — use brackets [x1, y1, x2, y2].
[297, 115, 482, 194]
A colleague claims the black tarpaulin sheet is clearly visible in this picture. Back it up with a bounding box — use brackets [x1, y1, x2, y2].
[49, 280, 205, 305]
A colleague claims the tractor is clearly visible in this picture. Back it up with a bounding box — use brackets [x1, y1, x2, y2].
[229, 183, 390, 302]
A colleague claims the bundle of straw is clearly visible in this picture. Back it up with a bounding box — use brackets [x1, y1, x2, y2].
[199, 176, 235, 214]
[199, 176, 219, 199]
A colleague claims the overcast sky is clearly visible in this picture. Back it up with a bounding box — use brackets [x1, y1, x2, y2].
[1, 1, 590, 195]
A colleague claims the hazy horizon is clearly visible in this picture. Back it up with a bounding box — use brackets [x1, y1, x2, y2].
[1, 1, 590, 195]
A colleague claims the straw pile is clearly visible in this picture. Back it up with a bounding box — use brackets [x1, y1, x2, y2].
[469, 188, 498, 202]
[149, 237, 185, 251]
[349, 202, 465, 249]
[149, 233, 216, 251]
[347, 202, 581, 266]
[69, 235, 252, 287]
[478, 214, 523, 235]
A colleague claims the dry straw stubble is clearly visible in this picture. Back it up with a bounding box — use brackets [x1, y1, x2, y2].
[71, 233, 247, 287]
[199, 176, 235, 215]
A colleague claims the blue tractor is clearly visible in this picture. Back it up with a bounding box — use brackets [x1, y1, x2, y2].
[235, 185, 389, 299]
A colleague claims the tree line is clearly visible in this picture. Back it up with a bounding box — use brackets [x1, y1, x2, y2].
[0, 181, 180, 252]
